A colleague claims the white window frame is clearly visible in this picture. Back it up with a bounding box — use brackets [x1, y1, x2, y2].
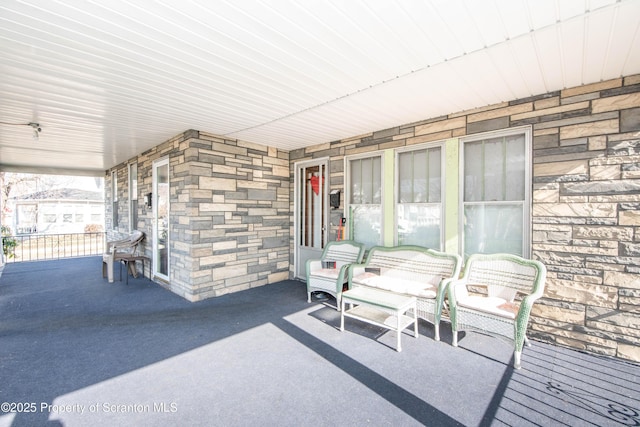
[394, 141, 445, 249]
[345, 150, 385, 249]
[459, 126, 532, 258]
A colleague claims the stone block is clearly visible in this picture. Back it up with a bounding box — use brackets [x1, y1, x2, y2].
[531, 303, 585, 324]
[211, 142, 247, 156]
[268, 271, 289, 283]
[621, 107, 640, 132]
[535, 111, 618, 131]
[271, 165, 289, 177]
[414, 116, 466, 136]
[589, 165, 620, 181]
[237, 180, 268, 190]
[545, 278, 617, 307]
[573, 225, 633, 241]
[625, 75, 640, 85]
[262, 236, 288, 249]
[466, 117, 509, 134]
[620, 211, 640, 226]
[200, 176, 237, 191]
[561, 78, 622, 98]
[534, 96, 560, 110]
[588, 306, 640, 330]
[588, 136, 607, 151]
[560, 119, 619, 140]
[200, 203, 236, 212]
[201, 252, 237, 267]
[406, 130, 452, 145]
[620, 241, 640, 256]
[618, 343, 640, 362]
[533, 134, 559, 149]
[604, 271, 640, 289]
[533, 187, 559, 203]
[211, 240, 237, 251]
[592, 92, 640, 114]
[512, 101, 589, 121]
[534, 160, 587, 177]
[533, 203, 616, 218]
[562, 180, 640, 196]
[467, 102, 532, 122]
[248, 189, 276, 201]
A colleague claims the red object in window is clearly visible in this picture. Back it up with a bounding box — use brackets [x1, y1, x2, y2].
[310, 176, 320, 195]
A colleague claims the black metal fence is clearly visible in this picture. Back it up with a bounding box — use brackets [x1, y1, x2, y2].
[2, 232, 106, 262]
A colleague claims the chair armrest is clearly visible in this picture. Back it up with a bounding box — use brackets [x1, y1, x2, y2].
[448, 279, 469, 307]
[434, 277, 454, 316]
[306, 259, 323, 274]
[348, 264, 366, 278]
[347, 263, 367, 289]
[107, 238, 129, 251]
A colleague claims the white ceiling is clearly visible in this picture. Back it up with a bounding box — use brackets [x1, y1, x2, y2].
[1, 0, 639, 176]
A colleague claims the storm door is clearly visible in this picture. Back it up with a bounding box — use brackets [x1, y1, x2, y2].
[153, 158, 170, 280]
[295, 159, 329, 279]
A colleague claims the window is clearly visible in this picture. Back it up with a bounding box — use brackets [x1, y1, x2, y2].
[112, 170, 118, 229]
[461, 128, 531, 258]
[129, 163, 138, 231]
[62, 205, 73, 223]
[42, 205, 57, 223]
[90, 205, 102, 223]
[346, 153, 383, 250]
[396, 144, 443, 249]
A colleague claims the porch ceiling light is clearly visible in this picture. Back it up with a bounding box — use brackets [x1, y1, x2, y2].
[0, 121, 42, 141]
[29, 122, 41, 141]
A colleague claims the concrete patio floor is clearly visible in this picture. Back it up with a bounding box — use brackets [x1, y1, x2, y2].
[0, 257, 638, 427]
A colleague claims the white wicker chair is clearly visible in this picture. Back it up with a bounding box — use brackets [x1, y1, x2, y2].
[306, 240, 365, 310]
[448, 253, 546, 369]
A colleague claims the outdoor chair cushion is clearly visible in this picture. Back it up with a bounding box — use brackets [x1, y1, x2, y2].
[351, 272, 437, 299]
[456, 295, 520, 320]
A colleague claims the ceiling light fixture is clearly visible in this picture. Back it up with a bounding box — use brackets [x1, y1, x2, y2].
[0, 121, 42, 141]
[29, 122, 41, 141]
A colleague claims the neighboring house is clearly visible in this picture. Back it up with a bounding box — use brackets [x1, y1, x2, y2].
[105, 75, 640, 363]
[10, 188, 105, 235]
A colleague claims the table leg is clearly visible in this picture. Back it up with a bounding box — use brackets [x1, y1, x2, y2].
[340, 299, 345, 331]
[413, 303, 419, 338]
[397, 313, 402, 352]
[107, 260, 114, 283]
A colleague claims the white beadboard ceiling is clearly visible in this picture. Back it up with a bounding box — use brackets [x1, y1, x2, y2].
[1, 0, 639, 176]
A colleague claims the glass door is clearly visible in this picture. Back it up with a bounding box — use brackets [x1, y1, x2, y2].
[295, 159, 329, 279]
[153, 158, 170, 280]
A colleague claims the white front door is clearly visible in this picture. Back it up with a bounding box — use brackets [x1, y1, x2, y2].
[153, 158, 170, 280]
[295, 158, 329, 279]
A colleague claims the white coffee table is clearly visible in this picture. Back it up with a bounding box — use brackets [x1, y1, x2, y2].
[340, 286, 418, 352]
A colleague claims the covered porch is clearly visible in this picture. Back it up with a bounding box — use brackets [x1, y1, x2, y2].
[1, 257, 638, 426]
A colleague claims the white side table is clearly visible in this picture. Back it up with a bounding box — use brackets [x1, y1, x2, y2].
[341, 286, 418, 352]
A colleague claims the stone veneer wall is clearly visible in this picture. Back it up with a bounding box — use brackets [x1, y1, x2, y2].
[105, 130, 290, 301]
[290, 74, 640, 362]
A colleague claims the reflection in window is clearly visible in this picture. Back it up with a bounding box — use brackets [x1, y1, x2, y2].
[397, 146, 442, 249]
[348, 155, 382, 249]
[462, 131, 529, 258]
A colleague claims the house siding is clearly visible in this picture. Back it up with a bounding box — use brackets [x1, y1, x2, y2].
[105, 130, 290, 301]
[291, 74, 640, 363]
[105, 75, 639, 362]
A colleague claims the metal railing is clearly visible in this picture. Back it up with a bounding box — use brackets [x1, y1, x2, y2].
[2, 232, 106, 262]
